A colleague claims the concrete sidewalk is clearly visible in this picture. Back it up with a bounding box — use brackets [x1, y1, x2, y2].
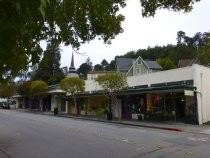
[13, 109, 210, 135]
[56, 112, 210, 134]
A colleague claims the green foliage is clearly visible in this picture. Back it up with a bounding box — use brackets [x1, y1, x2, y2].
[60, 77, 85, 115]
[16, 81, 32, 96]
[60, 77, 85, 95]
[30, 80, 48, 95]
[177, 31, 186, 45]
[140, 0, 201, 17]
[109, 60, 116, 71]
[39, 0, 50, 19]
[94, 64, 104, 71]
[0, 0, 126, 82]
[0, 84, 14, 98]
[77, 61, 92, 79]
[101, 59, 109, 67]
[157, 58, 176, 70]
[0, 0, 201, 82]
[121, 31, 210, 66]
[197, 32, 210, 65]
[32, 39, 65, 85]
[93, 60, 115, 71]
[96, 73, 128, 93]
[96, 108, 108, 117]
[145, 111, 165, 121]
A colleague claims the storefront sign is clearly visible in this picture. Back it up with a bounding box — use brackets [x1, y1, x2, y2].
[184, 90, 194, 96]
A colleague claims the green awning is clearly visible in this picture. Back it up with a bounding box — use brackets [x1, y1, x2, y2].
[64, 85, 196, 99]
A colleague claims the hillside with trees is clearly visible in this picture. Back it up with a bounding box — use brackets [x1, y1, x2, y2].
[80, 31, 209, 72]
[117, 31, 210, 68]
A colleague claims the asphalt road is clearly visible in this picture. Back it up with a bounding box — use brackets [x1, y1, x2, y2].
[1, 110, 210, 158]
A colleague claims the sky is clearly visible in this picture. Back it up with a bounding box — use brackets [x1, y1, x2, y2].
[58, 0, 210, 69]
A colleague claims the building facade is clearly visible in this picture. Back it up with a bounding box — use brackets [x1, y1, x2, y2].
[13, 64, 210, 125]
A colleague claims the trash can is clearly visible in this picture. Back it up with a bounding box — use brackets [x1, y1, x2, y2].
[106, 112, 112, 120]
[54, 107, 58, 115]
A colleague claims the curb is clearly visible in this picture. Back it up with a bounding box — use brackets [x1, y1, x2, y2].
[54, 114, 183, 132]
[14, 109, 183, 132]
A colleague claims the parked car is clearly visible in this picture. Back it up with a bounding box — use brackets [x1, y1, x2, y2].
[2, 103, 10, 109]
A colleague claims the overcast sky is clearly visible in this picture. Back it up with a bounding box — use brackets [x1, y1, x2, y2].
[59, 0, 210, 69]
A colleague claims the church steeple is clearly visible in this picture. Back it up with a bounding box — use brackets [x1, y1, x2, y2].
[70, 52, 75, 70]
[67, 51, 79, 77]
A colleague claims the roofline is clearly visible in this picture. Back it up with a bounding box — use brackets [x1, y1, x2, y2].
[64, 85, 195, 98]
[126, 56, 143, 76]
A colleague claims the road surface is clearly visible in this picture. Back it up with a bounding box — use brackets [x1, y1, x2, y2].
[0, 110, 210, 158]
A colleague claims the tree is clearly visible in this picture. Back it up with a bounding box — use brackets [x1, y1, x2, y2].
[77, 58, 93, 79]
[101, 59, 109, 70]
[60, 77, 85, 115]
[197, 32, 210, 65]
[16, 81, 32, 97]
[109, 60, 116, 71]
[177, 31, 186, 45]
[140, 0, 201, 17]
[16, 80, 32, 108]
[0, 0, 125, 82]
[0, 84, 15, 108]
[96, 73, 127, 120]
[30, 81, 48, 95]
[0, 0, 200, 82]
[94, 64, 104, 71]
[30, 80, 48, 111]
[32, 39, 65, 85]
[0, 84, 14, 99]
[157, 58, 176, 70]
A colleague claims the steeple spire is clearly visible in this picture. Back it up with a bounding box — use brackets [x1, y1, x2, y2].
[69, 52, 75, 70]
[67, 51, 79, 78]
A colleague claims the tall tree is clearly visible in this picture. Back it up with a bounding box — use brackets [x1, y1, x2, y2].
[177, 31, 186, 45]
[33, 39, 65, 85]
[0, 0, 200, 82]
[77, 57, 93, 79]
[60, 77, 85, 115]
[197, 32, 210, 65]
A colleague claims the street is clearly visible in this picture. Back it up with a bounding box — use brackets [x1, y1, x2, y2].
[1, 110, 210, 158]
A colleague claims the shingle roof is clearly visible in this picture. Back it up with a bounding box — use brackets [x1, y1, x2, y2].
[144, 61, 162, 70]
[116, 57, 162, 72]
[116, 58, 134, 72]
[178, 59, 196, 68]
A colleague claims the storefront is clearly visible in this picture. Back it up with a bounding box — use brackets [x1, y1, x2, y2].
[121, 85, 197, 124]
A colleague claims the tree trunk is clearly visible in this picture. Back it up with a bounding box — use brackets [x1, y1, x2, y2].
[39, 97, 43, 112]
[113, 95, 121, 120]
[73, 97, 78, 115]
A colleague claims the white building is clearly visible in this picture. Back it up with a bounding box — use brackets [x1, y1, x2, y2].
[14, 64, 210, 125]
[83, 64, 210, 125]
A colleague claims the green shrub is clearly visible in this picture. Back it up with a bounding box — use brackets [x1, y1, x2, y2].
[96, 108, 108, 117]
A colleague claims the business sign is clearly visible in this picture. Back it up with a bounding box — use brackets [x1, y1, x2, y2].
[184, 90, 194, 96]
